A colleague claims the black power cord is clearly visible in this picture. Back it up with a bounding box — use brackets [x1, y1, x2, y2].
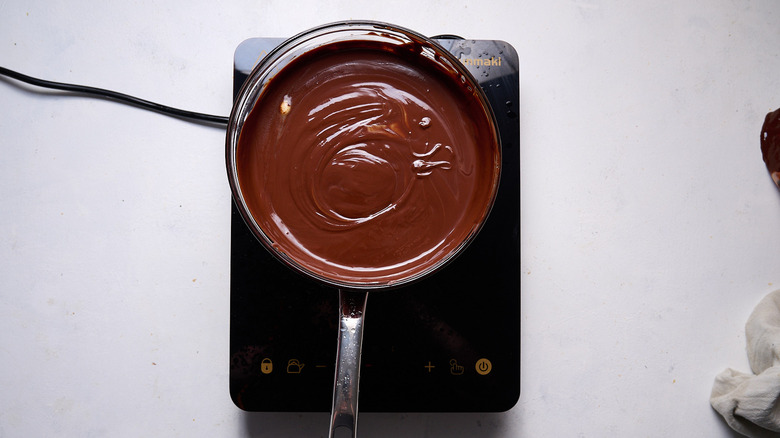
[0, 66, 229, 126]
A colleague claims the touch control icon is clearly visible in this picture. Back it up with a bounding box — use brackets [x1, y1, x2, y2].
[260, 358, 273, 374]
[449, 359, 465, 375]
[475, 358, 492, 375]
[286, 359, 305, 374]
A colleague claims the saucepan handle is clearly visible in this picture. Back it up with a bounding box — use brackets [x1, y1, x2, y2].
[329, 290, 368, 438]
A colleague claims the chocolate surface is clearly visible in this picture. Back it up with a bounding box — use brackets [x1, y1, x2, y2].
[235, 40, 500, 285]
[761, 108, 780, 188]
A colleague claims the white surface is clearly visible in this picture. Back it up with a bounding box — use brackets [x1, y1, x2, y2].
[0, 1, 778, 437]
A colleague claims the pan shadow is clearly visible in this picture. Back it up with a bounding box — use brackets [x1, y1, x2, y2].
[241, 410, 513, 438]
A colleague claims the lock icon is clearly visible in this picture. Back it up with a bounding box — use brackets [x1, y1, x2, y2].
[260, 358, 273, 374]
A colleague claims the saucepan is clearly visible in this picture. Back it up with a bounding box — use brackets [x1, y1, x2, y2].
[225, 20, 501, 437]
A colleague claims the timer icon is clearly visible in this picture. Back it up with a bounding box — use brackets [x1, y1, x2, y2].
[475, 358, 492, 375]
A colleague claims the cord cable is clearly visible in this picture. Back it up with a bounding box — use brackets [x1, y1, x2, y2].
[0, 66, 229, 126]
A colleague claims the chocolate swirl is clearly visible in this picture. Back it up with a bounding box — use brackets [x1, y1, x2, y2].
[235, 41, 499, 285]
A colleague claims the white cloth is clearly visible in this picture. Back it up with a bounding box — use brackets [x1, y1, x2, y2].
[711, 289, 780, 437]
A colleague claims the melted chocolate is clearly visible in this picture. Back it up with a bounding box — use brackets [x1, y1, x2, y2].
[236, 40, 499, 285]
[761, 108, 780, 188]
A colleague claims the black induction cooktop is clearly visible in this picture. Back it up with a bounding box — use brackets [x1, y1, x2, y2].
[229, 36, 520, 413]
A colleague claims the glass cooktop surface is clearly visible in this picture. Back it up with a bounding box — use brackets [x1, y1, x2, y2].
[229, 35, 520, 413]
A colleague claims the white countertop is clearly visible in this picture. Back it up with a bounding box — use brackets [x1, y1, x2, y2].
[1, 1, 778, 436]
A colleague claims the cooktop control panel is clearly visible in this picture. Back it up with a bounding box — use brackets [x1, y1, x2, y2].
[229, 36, 520, 413]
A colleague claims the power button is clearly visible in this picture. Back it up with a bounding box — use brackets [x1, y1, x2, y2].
[475, 358, 492, 375]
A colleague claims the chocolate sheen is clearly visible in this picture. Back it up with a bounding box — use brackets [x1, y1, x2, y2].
[236, 40, 500, 285]
[761, 108, 780, 188]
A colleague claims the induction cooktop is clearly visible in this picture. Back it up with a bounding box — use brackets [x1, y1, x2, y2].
[229, 35, 520, 413]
